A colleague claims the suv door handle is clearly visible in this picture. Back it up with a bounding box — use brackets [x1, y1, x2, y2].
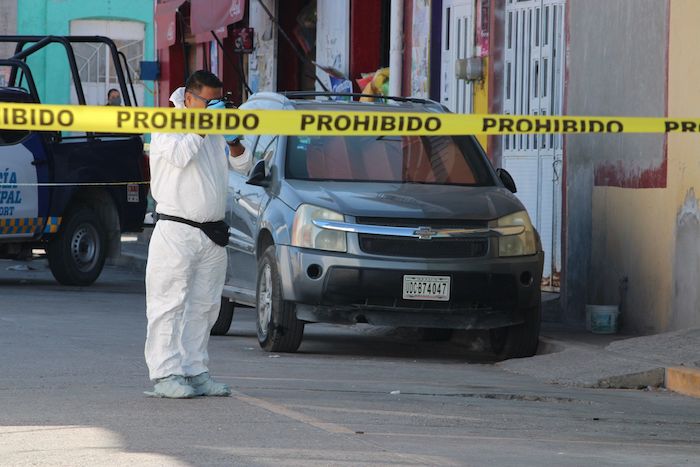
[233, 190, 241, 200]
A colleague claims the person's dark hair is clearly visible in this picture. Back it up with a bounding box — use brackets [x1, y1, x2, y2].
[107, 88, 120, 98]
[185, 70, 223, 92]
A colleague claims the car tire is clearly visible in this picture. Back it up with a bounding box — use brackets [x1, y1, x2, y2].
[47, 206, 107, 286]
[490, 295, 541, 359]
[211, 298, 235, 336]
[256, 245, 305, 352]
[420, 328, 454, 341]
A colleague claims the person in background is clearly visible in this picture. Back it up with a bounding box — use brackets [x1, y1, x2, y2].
[106, 88, 121, 106]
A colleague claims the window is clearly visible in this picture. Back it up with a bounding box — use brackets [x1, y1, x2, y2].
[70, 20, 146, 106]
[72, 39, 144, 97]
[285, 135, 493, 186]
[0, 129, 30, 145]
[254, 135, 279, 165]
[0, 89, 32, 144]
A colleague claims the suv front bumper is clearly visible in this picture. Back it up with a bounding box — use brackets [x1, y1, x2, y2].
[276, 245, 544, 330]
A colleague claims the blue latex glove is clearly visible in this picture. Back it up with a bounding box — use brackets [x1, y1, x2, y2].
[207, 100, 240, 142]
[206, 100, 226, 110]
[225, 134, 241, 143]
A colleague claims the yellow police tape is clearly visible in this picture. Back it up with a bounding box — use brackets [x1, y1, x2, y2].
[0, 102, 698, 136]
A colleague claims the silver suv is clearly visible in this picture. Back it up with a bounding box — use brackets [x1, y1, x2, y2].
[213, 92, 544, 359]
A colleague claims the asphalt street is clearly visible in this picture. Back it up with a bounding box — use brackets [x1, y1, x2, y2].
[1, 259, 699, 466]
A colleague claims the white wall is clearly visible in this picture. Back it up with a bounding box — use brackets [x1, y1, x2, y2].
[248, 0, 278, 93]
[315, 0, 350, 91]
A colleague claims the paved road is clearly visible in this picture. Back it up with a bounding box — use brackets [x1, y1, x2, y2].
[1, 259, 699, 466]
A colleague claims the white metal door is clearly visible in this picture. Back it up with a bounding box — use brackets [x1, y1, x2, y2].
[69, 20, 145, 106]
[441, 0, 474, 114]
[503, 0, 565, 290]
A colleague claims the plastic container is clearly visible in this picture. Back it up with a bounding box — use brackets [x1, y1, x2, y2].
[586, 305, 620, 334]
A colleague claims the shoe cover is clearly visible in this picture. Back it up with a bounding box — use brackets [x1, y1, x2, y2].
[145, 375, 197, 399]
[189, 372, 231, 397]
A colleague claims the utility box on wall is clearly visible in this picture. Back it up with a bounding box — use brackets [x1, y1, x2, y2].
[140, 61, 160, 81]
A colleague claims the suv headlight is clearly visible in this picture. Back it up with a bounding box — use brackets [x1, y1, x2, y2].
[496, 210, 537, 257]
[291, 204, 347, 252]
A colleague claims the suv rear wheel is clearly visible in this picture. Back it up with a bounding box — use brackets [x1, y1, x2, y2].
[47, 206, 107, 286]
[256, 245, 304, 352]
[211, 298, 235, 335]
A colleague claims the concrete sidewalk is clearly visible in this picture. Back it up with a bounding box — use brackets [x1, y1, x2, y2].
[118, 233, 700, 399]
[503, 324, 700, 398]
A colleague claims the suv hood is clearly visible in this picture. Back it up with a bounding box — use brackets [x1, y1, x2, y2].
[281, 180, 524, 221]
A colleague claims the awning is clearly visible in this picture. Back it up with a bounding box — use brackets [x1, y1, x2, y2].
[190, 0, 245, 42]
[155, 0, 187, 49]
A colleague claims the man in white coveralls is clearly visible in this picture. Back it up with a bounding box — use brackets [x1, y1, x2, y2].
[145, 70, 252, 398]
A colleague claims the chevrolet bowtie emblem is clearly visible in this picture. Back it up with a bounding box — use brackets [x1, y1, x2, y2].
[414, 226, 437, 240]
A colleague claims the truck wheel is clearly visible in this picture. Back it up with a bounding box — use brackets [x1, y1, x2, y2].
[211, 298, 235, 336]
[490, 295, 541, 359]
[47, 206, 107, 286]
[256, 245, 304, 352]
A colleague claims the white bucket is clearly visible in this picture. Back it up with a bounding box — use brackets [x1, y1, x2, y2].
[586, 305, 620, 334]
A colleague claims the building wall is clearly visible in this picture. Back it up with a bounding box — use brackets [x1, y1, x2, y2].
[409, 0, 430, 99]
[316, 0, 350, 91]
[349, 0, 387, 89]
[563, 0, 669, 330]
[248, 0, 277, 93]
[17, 0, 154, 106]
[472, 0, 489, 149]
[0, 0, 18, 86]
[665, 0, 700, 330]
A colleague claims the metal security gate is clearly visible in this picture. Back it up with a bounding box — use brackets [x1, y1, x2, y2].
[503, 0, 565, 290]
[441, 0, 475, 113]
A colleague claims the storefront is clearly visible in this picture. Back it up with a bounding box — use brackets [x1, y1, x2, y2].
[154, 0, 248, 106]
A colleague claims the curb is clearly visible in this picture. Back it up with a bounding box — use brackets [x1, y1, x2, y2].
[595, 368, 666, 390]
[534, 335, 667, 390]
[666, 367, 700, 399]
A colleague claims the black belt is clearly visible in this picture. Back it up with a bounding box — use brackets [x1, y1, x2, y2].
[156, 213, 230, 247]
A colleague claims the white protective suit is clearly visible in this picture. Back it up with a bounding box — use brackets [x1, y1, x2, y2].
[145, 87, 252, 381]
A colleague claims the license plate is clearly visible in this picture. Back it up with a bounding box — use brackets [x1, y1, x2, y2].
[402, 275, 451, 301]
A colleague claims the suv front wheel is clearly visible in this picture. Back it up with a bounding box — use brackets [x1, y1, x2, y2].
[490, 296, 541, 359]
[47, 206, 107, 286]
[256, 245, 304, 352]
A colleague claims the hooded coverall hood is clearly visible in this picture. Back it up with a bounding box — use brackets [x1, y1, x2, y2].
[170, 87, 187, 109]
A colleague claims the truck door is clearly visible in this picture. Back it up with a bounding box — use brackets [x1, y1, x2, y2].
[0, 130, 50, 239]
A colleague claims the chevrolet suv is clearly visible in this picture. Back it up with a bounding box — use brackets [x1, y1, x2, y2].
[214, 92, 544, 359]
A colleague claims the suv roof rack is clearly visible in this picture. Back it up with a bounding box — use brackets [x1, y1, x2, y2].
[280, 91, 436, 105]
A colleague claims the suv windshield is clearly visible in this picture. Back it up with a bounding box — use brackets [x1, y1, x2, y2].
[285, 135, 494, 186]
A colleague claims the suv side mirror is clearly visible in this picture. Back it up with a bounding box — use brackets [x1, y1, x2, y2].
[246, 160, 270, 187]
[496, 168, 517, 193]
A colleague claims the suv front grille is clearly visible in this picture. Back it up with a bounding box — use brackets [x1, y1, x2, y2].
[355, 218, 489, 259]
[358, 234, 488, 258]
[356, 217, 488, 229]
